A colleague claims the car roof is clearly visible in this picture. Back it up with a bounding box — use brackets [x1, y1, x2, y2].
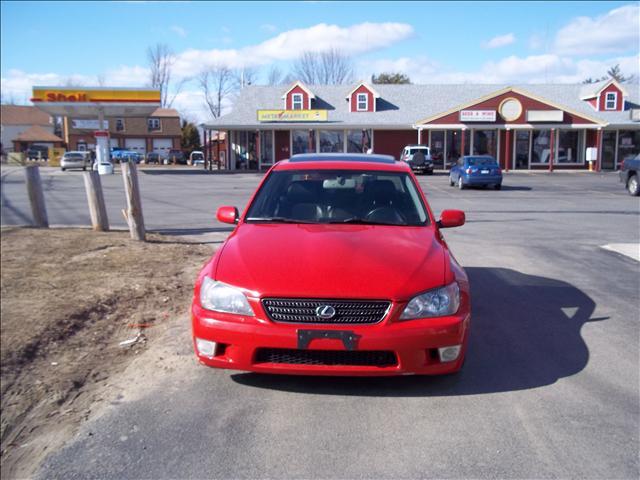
[276, 153, 409, 172]
[463, 155, 497, 161]
[404, 144, 429, 148]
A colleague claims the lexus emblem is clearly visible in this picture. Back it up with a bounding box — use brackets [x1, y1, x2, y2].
[315, 305, 336, 319]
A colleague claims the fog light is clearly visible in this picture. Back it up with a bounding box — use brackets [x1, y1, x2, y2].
[196, 338, 217, 358]
[438, 345, 461, 363]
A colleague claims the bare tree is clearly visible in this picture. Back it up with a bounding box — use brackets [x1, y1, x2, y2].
[267, 65, 284, 86]
[292, 48, 353, 85]
[147, 43, 175, 107]
[198, 67, 235, 119]
[96, 73, 106, 87]
[234, 66, 259, 89]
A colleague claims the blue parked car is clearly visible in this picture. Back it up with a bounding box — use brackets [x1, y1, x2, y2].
[449, 155, 502, 190]
[111, 149, 142, 164]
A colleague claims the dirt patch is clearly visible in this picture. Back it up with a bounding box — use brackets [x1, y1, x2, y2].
[0, 227, 214, 479]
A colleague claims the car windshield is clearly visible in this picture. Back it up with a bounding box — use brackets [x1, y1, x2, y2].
[245, 170, 429, 226]
[467, 157, 497, 166]
[192, 153, 204, 160]
[409, 148, 429, 155]
[65, 153, 83, 159]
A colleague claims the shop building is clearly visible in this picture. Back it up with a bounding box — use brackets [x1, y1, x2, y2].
[64, 107, 181, 158]
[1, 105, 62, 154]
[204, 79, 639, 171]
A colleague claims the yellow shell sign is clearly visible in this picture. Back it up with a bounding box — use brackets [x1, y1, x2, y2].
[31, 87, 161, 103]
[257, 110, 328, 122]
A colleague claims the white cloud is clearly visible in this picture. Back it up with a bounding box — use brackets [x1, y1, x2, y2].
[170, 25, 187, 38]
[171, 22, 414, 76]
[361, 53, 640, 85]
[554, 4, 640, 55]
[0, 66, 151, 105]
[260, 24, 278, 34]
[483, 33, 515, 49]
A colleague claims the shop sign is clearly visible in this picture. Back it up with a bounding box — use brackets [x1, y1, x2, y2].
[71, 119, 109, 129]
[526, 110, 564, 122]
[31, 87, 161, 103]
[257, 109, 328, 122]
[459, 110, 496, 122]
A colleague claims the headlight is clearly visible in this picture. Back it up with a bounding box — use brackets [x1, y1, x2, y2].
[400, 282, 460, 319]
[199, 277, 254, 316]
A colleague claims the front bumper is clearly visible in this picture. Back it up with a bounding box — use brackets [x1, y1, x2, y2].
[191, 302, 470, 376]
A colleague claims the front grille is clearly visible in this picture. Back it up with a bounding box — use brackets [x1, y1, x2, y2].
[255, 348, 397, 367]
[262, 298, 390, 324]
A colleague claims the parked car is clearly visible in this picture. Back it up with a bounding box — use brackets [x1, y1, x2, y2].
[26, 146, 49, 161]
[167, 149, 186, 165]
[190, 150, 205, 166]
[619, 153, 640, 196]
[146, 152, 161, 164]
[60, 151, 90, 171]
[111, 150, 142, 163]
[97, 158, 114, 175]
[449, 155, 502, 190]
[399, 145, 434, 174]
[192, 153, 470, 376]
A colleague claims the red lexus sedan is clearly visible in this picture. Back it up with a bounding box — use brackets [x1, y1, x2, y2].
[191, 153, 470, 376]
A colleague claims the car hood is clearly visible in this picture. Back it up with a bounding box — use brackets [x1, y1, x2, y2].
[214, 224, 445, 300]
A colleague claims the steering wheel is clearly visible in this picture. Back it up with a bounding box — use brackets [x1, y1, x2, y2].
[364, 206, 406, 224]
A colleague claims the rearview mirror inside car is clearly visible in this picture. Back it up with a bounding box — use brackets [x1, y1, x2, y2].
[217, 206, 239, 224]
[438, 209, 465, 228]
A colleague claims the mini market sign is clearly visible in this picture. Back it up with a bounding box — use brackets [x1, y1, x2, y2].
[257, 109, 328, 122]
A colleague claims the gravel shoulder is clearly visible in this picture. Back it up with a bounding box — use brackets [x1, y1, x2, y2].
[0, 227, 214, 479]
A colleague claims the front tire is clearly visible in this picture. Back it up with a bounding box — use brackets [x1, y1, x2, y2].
[458, 177, 465, 190]
[449, 175, 455, 186]
[494, 183, 502, 190]
[628, 174, 640, 196]
[61, 167, 66, 171]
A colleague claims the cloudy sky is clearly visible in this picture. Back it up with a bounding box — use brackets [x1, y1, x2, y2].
[1, 1, 638, 122]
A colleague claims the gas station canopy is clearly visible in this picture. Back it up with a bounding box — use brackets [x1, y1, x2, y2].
[31, 86, 161, 118]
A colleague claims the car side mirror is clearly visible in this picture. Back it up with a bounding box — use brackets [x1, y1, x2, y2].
[217, 206, 239, 224]
[437, 209, 465, 228]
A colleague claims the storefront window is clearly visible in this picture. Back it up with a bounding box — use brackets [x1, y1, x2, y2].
[429, 131, 445, 167]
[531, 129, 551, 164]
[346, 129, 372, 153]
[556, 130, 582, 164]
[618, 130, 640, 165]
[292, 130, 316, 155]
[319, 130, 344, 153]
[446, 130, 470, 166]
[514, 131, 530, 169]
[473, 130, 497, 157]
[259, 131, 274, 169]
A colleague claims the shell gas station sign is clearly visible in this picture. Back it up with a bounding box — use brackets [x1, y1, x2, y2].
[31, 87, 161, 104]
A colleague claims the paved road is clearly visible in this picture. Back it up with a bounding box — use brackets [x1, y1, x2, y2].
[3, 166, 638, 478]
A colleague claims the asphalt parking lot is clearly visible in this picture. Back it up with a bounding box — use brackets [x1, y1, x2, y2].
[2, 166, 639, 478]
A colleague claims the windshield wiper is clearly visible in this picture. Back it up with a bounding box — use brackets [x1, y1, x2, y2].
[245, 216, 317, 224]
[326, 217, 402, 226]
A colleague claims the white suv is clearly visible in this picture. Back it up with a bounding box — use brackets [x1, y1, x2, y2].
[399, 145, 434, 175]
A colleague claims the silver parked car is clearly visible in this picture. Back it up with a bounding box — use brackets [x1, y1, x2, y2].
[61, 151, 90, 171]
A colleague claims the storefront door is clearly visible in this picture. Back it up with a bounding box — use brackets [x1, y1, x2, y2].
[513, 130, 530, 169]
[601, 131, 616, 170]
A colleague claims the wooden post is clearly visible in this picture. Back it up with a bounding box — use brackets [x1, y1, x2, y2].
[83, 170, 109, 231]
[24, 165, 49, 228]
[121, 162, 145, 241]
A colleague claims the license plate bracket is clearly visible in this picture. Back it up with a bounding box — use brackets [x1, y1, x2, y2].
[297, 329, 360, 351]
